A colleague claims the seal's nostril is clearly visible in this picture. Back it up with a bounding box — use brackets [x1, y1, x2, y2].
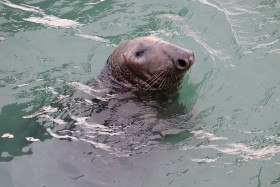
[178, 59, 187, 68]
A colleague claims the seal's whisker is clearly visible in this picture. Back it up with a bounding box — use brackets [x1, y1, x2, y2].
[157, 75, 168, 90]
[149, 67, 180, 90]
[164, 76, 172, 89]
[148, 73, 162, 83]
[188, 65, 194, 74]
[146, 74, 161, 87]
[162, 70, 172, 89]
[145, 72, 159, 84]
[165, 74, 172, 89]
[149, 72, 167, 88]
[165, 73, 175, 89]
[167, 71, 176, 88]
[157, 68, 173, 90]
[152, 69, 170, 87]
[146, 70, 167, 86]
[146, 68, 167, 83]
[146, 65, 171, 85]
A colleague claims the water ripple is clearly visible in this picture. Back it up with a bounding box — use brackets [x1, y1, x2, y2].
[85, 0, 105, 5]
[23, 16, 81, 28]
[46, 128, 112, 151]
[0, 0, 82, 28]
[182, 130, 280, 162]
[197, 0, 259, 48]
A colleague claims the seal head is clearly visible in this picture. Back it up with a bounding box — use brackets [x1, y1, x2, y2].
[102, 36, 195, 94]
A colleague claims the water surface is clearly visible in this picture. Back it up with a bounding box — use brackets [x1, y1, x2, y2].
[1, 0, 280, 186]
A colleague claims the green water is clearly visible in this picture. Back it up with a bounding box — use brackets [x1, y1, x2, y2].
[1, 0, 280, 186]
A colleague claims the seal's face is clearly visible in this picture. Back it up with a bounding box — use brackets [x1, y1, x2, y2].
[108, 36, 195, 93]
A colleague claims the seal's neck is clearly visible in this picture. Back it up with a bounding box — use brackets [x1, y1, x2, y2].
[97, 55, 134, 94]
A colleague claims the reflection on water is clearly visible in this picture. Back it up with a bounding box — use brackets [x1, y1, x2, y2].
[27, 81, 197, 157]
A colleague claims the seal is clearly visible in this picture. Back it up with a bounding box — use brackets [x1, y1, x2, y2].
[34, 37, 197, 156]
[97, 36, 195, 95]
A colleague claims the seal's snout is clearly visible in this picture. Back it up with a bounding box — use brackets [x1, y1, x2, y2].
[174, 51, 195, 71]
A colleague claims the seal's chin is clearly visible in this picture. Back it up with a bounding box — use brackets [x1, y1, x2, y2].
[139, 70, 187, 91]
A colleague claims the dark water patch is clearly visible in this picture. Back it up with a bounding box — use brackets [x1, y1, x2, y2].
[0, 102, 50, 162]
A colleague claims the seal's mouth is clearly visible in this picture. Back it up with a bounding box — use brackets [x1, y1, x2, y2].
[141, 67, 187, 91]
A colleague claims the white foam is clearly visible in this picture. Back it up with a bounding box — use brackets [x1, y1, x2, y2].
[191, 143, 280, 161]
[17, 83, 30, 87]
[47, 128, 75, 139]
[252, 39, 279, 50]
[1, 133, 14, 138]
[70, 116, 89, 125]
[26, 137, 40, 142]
[192, 130, 228, 141]
[23, 16, 82, 28]
[191, 157, 218, 163]
[22, 106, 58, 119]
[76, 34, 110, 43]
[46, 128, 111, 150]
[1, 0, 82, 28]
[41, 106, 58, 113]
[0, 0, 41, 13]
[267, 49, 280, 54]
[157, 14, 184, 21]
[81, 121, 123, 136]
[85, 0, 105, 5]
[39, 114, 67, 125]
[47, 86, 58, 95]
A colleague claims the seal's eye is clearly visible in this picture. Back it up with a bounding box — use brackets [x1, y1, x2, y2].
[135, 50, 145, 57]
